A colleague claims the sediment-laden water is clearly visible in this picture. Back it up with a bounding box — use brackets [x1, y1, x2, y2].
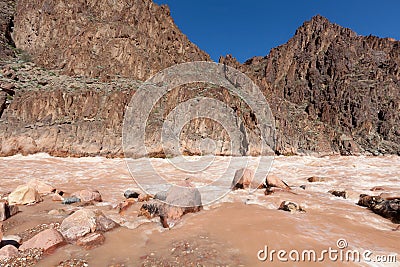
[0, 154, 399, 266]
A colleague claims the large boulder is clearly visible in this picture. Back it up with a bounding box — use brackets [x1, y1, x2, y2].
[7, 185, 42, 205]
[71, 189, 102, 203]
[265, 175, 290, 190]
[141, 180, 202, 228]
[231, 168, 254, 190]
[60, 209, 116, 241]
[165, 181, 202, 210]
[19, 229, 64, 252]
[27, 179, 55, 195]
[0, 201, 19, 221]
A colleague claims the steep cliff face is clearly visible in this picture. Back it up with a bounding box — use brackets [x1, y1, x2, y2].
[220, 15, 400, 155]
[0, 62, 138, 156]
[0, 63, 261, 157]
[13, 0, 210, 80]
[0, 0, 15, 60]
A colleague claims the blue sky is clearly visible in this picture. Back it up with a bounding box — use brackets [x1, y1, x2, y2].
[153, 0, 400, 62]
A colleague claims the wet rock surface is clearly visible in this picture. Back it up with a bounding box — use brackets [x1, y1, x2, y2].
[231, 168, 254, 190]
[358, 194, 400, 223]
[76, 232, 105, 250]
[278, 201, 306, 213]
[123, 190, 140, 199]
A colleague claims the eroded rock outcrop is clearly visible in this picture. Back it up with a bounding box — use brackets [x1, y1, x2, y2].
[13, 0, 210, 80]
[0, 0, 15, 60]
[220, 15, 400, 155]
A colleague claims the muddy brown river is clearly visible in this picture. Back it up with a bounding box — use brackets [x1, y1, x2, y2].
[0, 154, 399, 266]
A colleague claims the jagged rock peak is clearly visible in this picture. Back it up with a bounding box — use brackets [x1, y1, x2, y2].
[295, 14, 358, 39]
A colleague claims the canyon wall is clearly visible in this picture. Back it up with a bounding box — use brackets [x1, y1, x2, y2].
[221, 15, 400, 155]
[0, 0, 399, 157]
[12, 0, 210, 80]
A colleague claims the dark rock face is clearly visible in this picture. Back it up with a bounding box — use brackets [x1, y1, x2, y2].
[0, 0, 15, 60]
[358, 194, 400, 223]
[13, 0, 210, 80]
[220, 15, 400, 155]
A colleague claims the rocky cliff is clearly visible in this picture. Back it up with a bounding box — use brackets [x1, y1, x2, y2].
[13, 0, 210, 80]
[221, 15, 400, 155]
[0, 0, 15, 60]
[0, 1, 399, 157]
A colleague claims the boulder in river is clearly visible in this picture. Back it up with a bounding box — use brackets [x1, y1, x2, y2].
[265, 175, 291, 190]
[307, 176, 327, 183]
[231, 168, 254, 190]
[71, 189, 102, 202]
[329, 190, 348, 199]
[60, 209, 117, 241]
[124, 190, 140, 199]
[278, 201, 305, 213]
[358, 194, 400, 223]
[7, 185, 42, 205]
[141, 180, 202, 228]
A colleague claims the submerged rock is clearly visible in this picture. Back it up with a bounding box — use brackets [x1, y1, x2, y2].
[71, 189, 102, 202]
[19, 229, 64, 252]
[278, 201, 305, 213]
[8, 185, 42, 205]
[266, 175, 291, 190]
[76, 232, 105, 250]
[307, 177, 327, 183]
[329, 190, 348, 199]
[231, 168, 254, 190]
[358, 194, 400, 223]
[124, 190, 140, 199]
